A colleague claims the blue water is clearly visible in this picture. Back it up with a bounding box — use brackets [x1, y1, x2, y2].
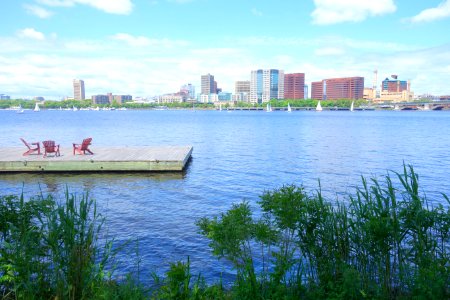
[1, 109, 450, 282]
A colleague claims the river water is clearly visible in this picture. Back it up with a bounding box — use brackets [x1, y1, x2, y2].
[1, 109, 449, 282]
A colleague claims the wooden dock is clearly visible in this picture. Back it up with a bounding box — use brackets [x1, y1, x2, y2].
[0, 146, 193, 172]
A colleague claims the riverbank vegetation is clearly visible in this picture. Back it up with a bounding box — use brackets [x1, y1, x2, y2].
[1, 165, 449, 299]
[0, 98, 369, 111]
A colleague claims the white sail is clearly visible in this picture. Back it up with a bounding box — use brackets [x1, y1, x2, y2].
[350, 101, 354, 112]
[316, 101, 322, 111]
[287, 103, 292, 112]
[34, 103, 40, 112]
[219, 103, 222, 111]
[16, 105, 24, 114]
[73, 106, 78, 111]
[266, 103, 272, 112]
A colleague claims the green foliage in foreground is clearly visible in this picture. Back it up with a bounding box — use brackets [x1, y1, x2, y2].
[1, 165, 449, 299]
[197, 165, 449, 299]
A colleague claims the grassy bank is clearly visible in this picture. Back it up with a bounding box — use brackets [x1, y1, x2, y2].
[1, 165, 449, 299]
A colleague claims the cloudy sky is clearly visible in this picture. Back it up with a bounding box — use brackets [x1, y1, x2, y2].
[1, 0, 450, 99]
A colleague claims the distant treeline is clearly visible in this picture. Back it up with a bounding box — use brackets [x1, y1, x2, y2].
[1, 165, 448, 299]
[0, 98, 368, 110]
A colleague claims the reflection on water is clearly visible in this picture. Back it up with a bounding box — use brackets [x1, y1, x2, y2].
[0, 172, 186, 196]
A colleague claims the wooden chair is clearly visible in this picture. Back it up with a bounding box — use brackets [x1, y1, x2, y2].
[20, 138, 41, 156]
[73, 138, 93, 155]
[42, 140, 60, 157]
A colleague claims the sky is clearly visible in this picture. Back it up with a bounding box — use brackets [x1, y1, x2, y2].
[1, 0, 450, 99]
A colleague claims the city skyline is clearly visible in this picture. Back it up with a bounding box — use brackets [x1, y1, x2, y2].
[1, 0, 450, 99]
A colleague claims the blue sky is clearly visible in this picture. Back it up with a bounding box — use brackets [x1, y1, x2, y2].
[1, 0, 450, 99]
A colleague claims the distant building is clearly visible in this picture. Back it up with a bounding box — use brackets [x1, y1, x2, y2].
[382, 77, 408, 92]
[311, 81, 323, 100]
[440, 95, 450, 101]
[284, 73, 305, 99]
[250, 69, 284, 103]
[33, 96, 45, 101]
[156, 94, 184, 104]
[235, 81, 250, 94]
[199, 94, 210, 103]
[363, 88, 377, 101]
[376, 76, 413, 103]
[92, 94, 109, 105]
[92, 93, 132, 105]
[201, 73, 216, 95]
[113, 95, 132, 104]
[180, 83, 195, 99]
[0, 94, 11, 100]
[378, 90, 413, 102]
[235, 81, 250, 102]
[311, 77, 364, 100]
[73, 79, 85, 100]
[233, 93, 249, 102]
[218, 92, 232, 101]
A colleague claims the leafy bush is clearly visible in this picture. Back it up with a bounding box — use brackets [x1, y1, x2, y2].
[198, 165, 450, 299]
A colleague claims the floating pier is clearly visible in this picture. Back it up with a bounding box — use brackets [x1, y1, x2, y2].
[0, 146, 193, 172]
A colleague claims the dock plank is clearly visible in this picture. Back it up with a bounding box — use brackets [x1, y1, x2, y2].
[0, 146, 193, 172]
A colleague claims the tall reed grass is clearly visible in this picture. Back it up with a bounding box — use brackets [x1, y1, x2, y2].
[1, 165, 448, 299]
[198, 165, 450, 299]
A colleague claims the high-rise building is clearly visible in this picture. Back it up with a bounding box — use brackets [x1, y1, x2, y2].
[382, 76, 408, 92]
[201, 74, 216, 95]
[311, 77, 364, 100]
[284, 73, 305, 99]
[250, 69, 284, 103]
[73, 79, 85, 100]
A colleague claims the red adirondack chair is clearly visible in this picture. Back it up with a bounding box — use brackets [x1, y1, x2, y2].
[73, 138, 93, 155]
[42, 140, 60, 157]
[20, 138, 41, 156]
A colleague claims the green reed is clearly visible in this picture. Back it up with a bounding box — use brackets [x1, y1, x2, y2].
[0, 191, 118, 299]
[198, 165, 449, 299]
[1, 164, 448, 299]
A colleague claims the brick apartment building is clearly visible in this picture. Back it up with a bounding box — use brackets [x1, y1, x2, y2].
[311, 77, 364, 100]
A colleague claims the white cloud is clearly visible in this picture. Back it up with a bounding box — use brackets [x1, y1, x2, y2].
[408, 0, 450, 23]
[23, 4, 53, 18]
[36, 0, 75, 7]
[1, 31, 449, 98]
[311, 0, 396, 25]
[37, 0, 133, 15]
[251, 8, 263, 17]
[315, 47, 345, 56]
[111, 33, 152, 47]
[111, 33, 189, 48]
[17, 28, 46, 40]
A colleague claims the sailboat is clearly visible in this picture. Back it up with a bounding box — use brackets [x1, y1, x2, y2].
[287, 103, 292, 113]
[34, 103, 40, 112]
[73, 106, 78, 111]
[219, 103, 222, 111]
[16, 105, 24, 114]
[316, 100, 322, 111]
[266, 103, 272, 112]
[350, 101, 354, 112]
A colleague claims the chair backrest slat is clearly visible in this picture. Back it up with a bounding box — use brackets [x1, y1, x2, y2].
[81, 138, 92, 150]
[43, 140, 56, 151]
